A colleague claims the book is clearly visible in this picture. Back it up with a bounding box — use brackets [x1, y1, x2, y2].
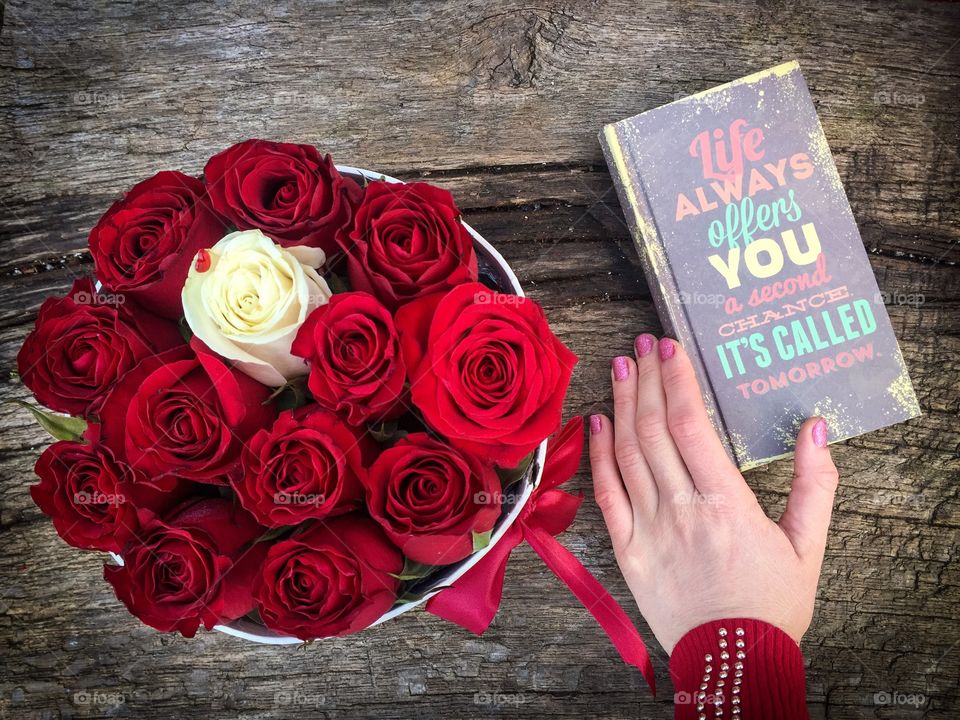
[599, 61, 921, 470]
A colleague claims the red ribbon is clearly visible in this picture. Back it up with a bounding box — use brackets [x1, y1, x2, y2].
[426, 417, 656, 694]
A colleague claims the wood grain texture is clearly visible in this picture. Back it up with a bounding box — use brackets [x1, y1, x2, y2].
[0, 1, 958, 718]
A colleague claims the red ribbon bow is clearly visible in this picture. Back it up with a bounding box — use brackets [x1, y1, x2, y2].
[426, 417, 656, 694]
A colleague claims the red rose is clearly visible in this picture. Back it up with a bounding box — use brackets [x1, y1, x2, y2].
[254, 515, 402, 639]
[99, 345, 277, 485]
[363, 433, 502, 565]
[233, 407, 371, 527]
[203, 139, 362, 254]
[104, 498, 266, 636]
[31, 430, 190, 553]
[292, 291, 407, 424]
[89, 171, 227, 319]
[17, 278, 182, 417]
[339, 181, 478, 309]
[31, 440, 135, 553]
[396, 283, 578, 467]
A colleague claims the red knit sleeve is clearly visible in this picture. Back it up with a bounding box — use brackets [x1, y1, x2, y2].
[668, 618, 808, 720]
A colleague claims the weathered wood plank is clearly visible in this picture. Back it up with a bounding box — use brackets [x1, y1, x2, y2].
[1, 2, 959, 264]
[1, 169, 958, 271]
[2, 203, 958, 319]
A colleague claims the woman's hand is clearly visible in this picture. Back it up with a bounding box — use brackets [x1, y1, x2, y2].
[589, 335, 839, 654]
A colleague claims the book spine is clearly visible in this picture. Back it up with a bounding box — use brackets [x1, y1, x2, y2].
[599, 124, 737, 465]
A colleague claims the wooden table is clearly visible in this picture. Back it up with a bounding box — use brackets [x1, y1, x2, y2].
[1, 2, 957, 718]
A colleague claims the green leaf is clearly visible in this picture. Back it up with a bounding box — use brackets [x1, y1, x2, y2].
[264, 383, 286, 403]
[325, 272, 350, 294]
[368, 419, 403, 444]
[496, 450, 535, 486]
[393, 584, 453, 606]
[389, 558, 437, 581]
[253, 526, 292, 545]
[263, 378, 309, 411]
[178, 316, 193, 343]
[7, 400, 87, 441]
[472, 529, 493, 553]
[275, 385, 306, 412]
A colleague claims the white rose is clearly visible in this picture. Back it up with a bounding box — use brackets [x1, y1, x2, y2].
[182, 229, 332, 386]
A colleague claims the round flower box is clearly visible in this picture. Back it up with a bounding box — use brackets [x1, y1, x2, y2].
[22, 143, 576, 646]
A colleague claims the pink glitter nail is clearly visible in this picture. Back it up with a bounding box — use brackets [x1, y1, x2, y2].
[658, 339, 675, 361]
[590, 415, 603, 434]
[813, 418, 828, 448]
[612, 356, 630, 381]
[635, 334, 655, 358]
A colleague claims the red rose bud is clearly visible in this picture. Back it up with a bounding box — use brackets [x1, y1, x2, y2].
[88, 171, 227, 319]
[233, 407, 372, 527]
[363, 433, 502, 565]
[203, 139, 362, 254]
[254, 515, 402, 639]
[104, 498, 267, 637]
[194, 248, 211, 273]
[291, 291, 407, 425]
[338, 181, 478, 310]
[17, 278, 183, 417]
[98, 345, 277, 485]
[396, 283, 578, 468]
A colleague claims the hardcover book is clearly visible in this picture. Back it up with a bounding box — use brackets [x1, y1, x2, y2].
[600, 61, 921, 470]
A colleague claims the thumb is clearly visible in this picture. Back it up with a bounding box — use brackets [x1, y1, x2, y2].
[779, 417, 839, 562]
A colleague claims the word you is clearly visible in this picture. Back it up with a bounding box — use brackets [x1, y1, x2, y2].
[709, 222, 821, 290]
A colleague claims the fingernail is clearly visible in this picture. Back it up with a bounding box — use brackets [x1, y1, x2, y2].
[813, 418, 828, 448]
[589, 414, 603, 434]
[658, 338, 675, 361]
[635, 333, 655, 358]
[612, 356, 630, 381]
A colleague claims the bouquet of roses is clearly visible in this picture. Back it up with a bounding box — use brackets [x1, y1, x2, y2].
[17, 139, 578, 640]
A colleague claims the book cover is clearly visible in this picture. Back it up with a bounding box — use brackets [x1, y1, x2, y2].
[599, 61, 921, 470]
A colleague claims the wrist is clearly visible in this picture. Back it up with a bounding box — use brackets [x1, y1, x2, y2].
[669, 618, 808, 719]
